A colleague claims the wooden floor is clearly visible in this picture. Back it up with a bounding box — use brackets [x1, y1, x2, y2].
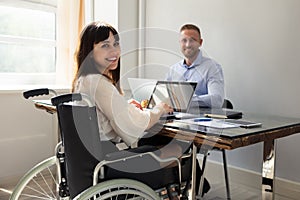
[203, 181, 297, 200]
[1, 180, 297, 200]
[0, 186, 14, 200]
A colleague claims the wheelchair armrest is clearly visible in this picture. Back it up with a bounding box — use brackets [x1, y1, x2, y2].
[104, 145, 158, 161]
[93, 145, 182, 186]
[181, 152, 192, 159]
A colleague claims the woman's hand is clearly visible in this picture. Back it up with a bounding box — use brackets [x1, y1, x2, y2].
[128, 99, 143, 110]
[157, 102, 174, 114]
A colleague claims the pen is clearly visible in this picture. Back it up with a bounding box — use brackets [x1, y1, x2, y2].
[194, 118, 212, 122]
[204, 114, 228, 119]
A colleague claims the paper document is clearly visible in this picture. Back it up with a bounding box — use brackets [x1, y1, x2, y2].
[177, 118, 240, 129]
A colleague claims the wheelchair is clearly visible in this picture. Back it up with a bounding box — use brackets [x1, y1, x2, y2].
[10, 89, 196, 200]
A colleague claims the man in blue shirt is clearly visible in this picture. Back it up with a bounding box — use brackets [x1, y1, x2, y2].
[166, 24, 224, 108]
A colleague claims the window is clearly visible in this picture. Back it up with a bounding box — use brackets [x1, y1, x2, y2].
[0, 0, 57, 86]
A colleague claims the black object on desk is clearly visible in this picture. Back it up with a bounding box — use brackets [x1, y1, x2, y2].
[199, 108, 243, 119]
[225, 119, 262, 128]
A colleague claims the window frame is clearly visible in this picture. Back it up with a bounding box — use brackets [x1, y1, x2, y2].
[0, 0, 58, 88]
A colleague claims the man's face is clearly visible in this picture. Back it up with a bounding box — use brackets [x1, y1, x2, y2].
[180, 29, 202, 60]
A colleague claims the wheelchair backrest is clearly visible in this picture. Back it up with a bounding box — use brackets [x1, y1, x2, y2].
[51, 93, 117, 198]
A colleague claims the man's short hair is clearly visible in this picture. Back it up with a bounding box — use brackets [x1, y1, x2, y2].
[180, 24, 201, 39]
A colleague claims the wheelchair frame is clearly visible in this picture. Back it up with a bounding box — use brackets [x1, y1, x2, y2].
[10, 88, 189, 200]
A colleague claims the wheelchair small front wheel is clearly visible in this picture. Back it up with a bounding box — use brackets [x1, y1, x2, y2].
[74, 178, 160, 200]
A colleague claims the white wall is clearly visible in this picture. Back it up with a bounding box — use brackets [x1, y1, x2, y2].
[104, 0, 300, 183]
[93, 0, 118, 28]
[93, 0, 140, 89]
[0, 90, 56, 185]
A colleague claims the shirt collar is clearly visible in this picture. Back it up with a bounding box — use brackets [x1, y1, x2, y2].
[181, 49, 203, 69]
[183, 63, 193, 70]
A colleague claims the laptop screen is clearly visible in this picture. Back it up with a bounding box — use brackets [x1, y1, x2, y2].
[147, 81, 197, 112]
[128, 78, 157, 102]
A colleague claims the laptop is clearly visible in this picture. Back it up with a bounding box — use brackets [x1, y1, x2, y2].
[128, 78, 157, 102]
[147, 81, 198, 119]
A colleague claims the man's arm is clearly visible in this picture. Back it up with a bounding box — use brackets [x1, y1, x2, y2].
[193, 65, 225, 108]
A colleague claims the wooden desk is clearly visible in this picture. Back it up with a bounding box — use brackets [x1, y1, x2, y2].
[159, 112, 300, 200]
[33, 100, 56, 114]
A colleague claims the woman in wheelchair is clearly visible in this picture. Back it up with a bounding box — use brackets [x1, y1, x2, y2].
[69, 21, 210, 199]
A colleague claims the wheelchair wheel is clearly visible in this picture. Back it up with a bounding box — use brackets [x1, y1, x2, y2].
[74, 178, 160, 200]
[9, 156, 64, 200]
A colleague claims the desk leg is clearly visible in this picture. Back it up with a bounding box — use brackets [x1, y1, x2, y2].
[198, 150, 208, 198]
[191, 144, 197, 200]
[262, 140, 276, 200]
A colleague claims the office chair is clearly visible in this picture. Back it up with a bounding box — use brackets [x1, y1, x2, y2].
[222, 99, 233, 109]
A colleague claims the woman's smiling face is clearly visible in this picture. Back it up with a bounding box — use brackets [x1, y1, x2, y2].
[93, 31, 121, 74]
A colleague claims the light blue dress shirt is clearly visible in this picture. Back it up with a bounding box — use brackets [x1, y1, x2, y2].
[166, 50, 224, 108]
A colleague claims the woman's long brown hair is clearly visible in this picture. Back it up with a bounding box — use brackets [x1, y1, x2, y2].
[72, 22, 121, 93]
